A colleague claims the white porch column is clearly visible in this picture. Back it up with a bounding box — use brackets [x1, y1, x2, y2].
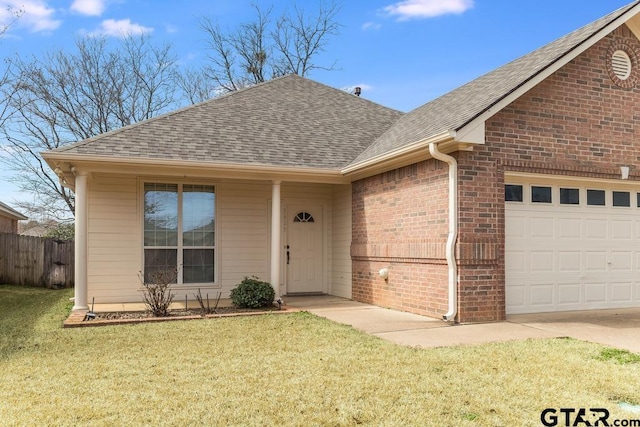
[73, 170, 89, 311]
[270, 180, 282, 301]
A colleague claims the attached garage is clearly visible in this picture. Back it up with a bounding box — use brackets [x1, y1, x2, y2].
[505, 175, 640, 314]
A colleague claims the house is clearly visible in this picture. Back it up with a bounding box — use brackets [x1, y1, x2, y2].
[43, 1, 640, 322]
[0, 201, 27, 234]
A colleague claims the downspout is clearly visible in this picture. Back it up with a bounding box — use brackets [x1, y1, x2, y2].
[428, 143, 458, 321]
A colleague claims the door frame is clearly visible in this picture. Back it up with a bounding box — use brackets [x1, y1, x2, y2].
[282, 202, 327, 295]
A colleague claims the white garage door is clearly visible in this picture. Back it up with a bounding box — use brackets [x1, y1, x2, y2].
[505, 177, 640, 314]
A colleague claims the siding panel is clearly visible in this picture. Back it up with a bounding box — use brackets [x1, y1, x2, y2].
[331, 184, 352, 298]
[87, 174, 141, 303]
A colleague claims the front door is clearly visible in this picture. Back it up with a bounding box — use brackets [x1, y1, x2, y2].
[286, 206, 323, 294]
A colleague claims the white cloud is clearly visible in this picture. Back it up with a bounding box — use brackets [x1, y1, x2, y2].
[91, 18, 153, 37]
[362, 21, 381, 31]
[0, 0, 61, 33]
[383, 0, 474, 20]
[70, 0, 107, 16]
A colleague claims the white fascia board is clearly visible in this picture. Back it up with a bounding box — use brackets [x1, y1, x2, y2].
[41, 153, 349, 185]
[454, 120, 485, 144]
[341, 130, 455, 176]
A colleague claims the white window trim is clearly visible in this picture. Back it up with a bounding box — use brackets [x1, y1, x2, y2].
[140, 178, 219, 288]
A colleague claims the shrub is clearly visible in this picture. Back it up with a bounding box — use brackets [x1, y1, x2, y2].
[140, 268, 176, 317]
[230, 276, 275, 308]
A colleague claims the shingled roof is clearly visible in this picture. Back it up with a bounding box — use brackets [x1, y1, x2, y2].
[0, 201, 27, 220]
[50, 74, 402, 170]
[348, 0, 640, 167]
[46, 1, 640, 177]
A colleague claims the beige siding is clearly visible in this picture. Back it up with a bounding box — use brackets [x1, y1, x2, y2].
[87, 174, 141, 303]
[330, 184, 352, 298]
[85, 176, 350, 304]
[218, 182, 271, 294]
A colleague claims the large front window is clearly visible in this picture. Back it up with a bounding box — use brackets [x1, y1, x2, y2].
[144, 183, 215, 284]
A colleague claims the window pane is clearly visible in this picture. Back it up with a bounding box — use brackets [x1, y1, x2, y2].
[183, 249, 214, 283]
[505, 185, 523, 202]
[294, 212, 315, 222]
[613, 191, 630, 207]
[144, 249, 177, 283]
[531, 186, 552, 203]
[560, 188, 579, 205]
[637, 193, 640, 207]
[183, 185, 215, 246]
[144, 183, 178, 246]
[587, 190, 606, 206]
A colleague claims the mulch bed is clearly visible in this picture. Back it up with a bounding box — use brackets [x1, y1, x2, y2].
[93, 306, 282, 320]
[64, 305, 297, 328]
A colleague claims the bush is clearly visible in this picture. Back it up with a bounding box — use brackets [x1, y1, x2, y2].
[230, 276, 275, 308]
[140, 268, 176, 317]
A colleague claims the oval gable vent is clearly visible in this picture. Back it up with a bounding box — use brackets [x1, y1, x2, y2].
[612, 50, 632, 80]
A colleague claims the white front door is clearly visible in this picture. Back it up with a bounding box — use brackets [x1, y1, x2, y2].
[286, 206, 323, 294]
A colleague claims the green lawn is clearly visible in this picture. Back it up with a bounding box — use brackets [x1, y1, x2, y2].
[1, 284, 639, 426]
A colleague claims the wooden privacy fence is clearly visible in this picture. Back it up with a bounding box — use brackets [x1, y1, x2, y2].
[0, 233, 74, 288]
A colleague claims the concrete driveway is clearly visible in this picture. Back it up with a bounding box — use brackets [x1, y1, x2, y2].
[285, 296, 640, 353]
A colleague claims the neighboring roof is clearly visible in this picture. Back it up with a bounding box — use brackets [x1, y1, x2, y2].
[0, 201, 27, 221]
[49, 74, 403, 170]
[349, 0, 640, 167]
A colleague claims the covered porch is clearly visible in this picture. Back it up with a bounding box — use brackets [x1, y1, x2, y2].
[59, 162, 354, 310]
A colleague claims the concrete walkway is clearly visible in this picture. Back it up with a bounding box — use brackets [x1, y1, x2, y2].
[285, 296, 640, 353]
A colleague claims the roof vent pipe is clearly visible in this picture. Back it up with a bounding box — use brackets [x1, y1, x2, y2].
[354, 87, 361, 96]
[428, 142, 458, 322]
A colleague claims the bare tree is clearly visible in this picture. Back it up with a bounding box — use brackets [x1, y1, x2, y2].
[1, 34, 180, 219]
[185, 1, 341, 96]
[0, 5, 23, 38]
[175, 67, 222, 105]
[272, 2, 340, 77]
[0, 6, 23, 127]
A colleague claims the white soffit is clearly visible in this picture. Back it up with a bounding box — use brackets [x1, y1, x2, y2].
[624, 15, 640, 40]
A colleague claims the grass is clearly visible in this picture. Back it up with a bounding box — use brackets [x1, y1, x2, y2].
[1, 284, 639, 426]
[597, 347, 640, 365]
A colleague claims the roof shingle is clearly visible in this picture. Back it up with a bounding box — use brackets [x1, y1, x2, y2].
[52, 74, 403, 170]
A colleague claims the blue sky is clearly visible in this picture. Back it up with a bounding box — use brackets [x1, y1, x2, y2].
[0, 0, 634, 210]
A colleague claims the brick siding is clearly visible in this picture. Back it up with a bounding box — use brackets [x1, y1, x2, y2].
[352, 26, 640, 322]
[352, 160, 451, 317]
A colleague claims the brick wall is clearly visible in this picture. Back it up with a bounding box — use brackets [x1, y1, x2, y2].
[352, 26, 640, 322]
[456, 26, 640, 321]
[0, 216, 17, 234]
[351, 160, 451, 317]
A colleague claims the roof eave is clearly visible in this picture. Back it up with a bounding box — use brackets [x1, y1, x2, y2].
[342, 130, 469, 180]
[0, 205, 27, 220]
[42, 152, 350, 185]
